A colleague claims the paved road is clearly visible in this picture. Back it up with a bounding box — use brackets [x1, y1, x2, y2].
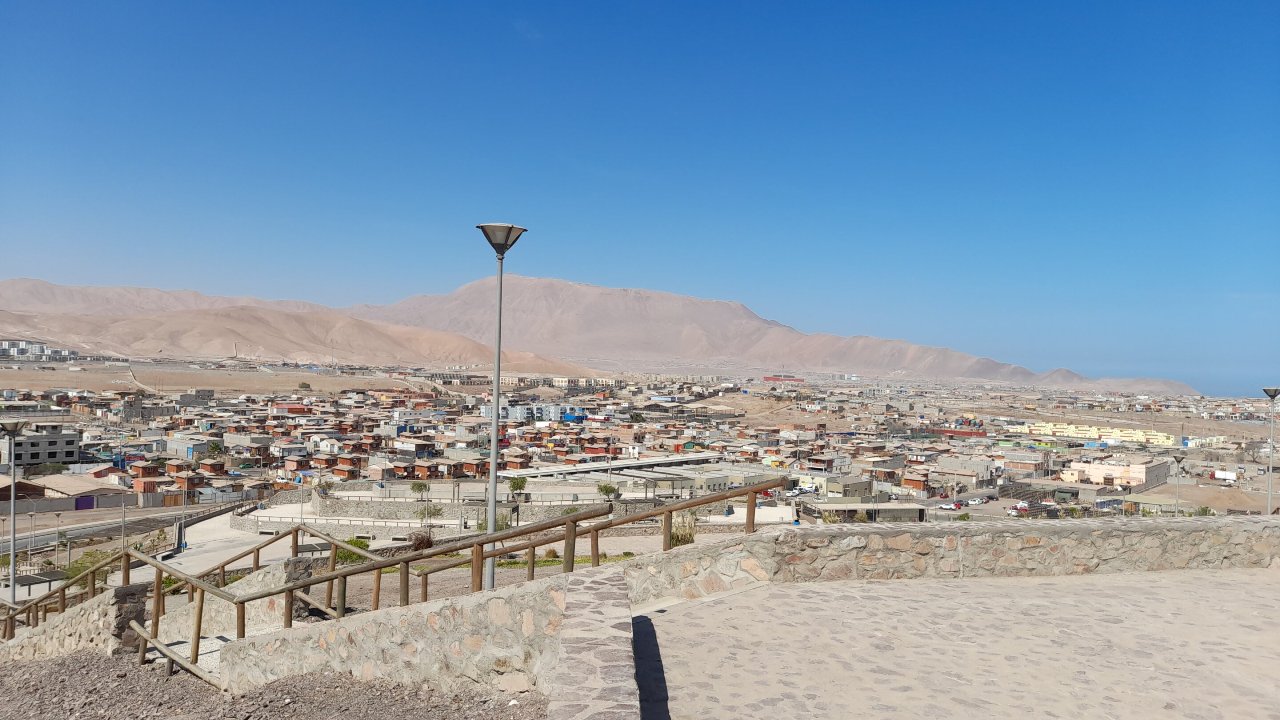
[0, 506, 209, 557]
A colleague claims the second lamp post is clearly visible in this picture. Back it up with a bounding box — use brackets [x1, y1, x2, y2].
[477, 223, 527, 591]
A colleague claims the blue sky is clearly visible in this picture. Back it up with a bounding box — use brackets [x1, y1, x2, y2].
[1, 2, 1277, 396]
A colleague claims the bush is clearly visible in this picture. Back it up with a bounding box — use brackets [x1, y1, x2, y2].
[476, 510, 512, 533]
[65, 550, 114, 588]
[596, 483, 618, 499]
[408, 531, 434, 551]
[337, 538, 371, 564]
[561, 506, 581, 516]
[543, 547, 559, 560]
[622, 551, 635, 558]
[955, 513, 972, 521]
[670, 511, 696, 547]
[298, 382, 311, 390]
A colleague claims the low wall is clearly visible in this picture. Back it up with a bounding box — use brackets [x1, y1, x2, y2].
[313, 495, 611, 526]
[623, 516, 1280, 608]
[157, 559, 320, 643]
[0, 583, 148, 663]
[229, 513, 471, 541]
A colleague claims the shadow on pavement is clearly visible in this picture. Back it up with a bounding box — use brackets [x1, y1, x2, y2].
[632, 614, 671, 720]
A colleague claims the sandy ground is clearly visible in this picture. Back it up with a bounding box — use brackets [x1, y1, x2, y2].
[0, 364, 436, 396]
[637, 568, 1280, 720]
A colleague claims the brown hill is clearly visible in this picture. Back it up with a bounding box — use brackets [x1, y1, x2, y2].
[0, 306, 586, 374]
[0, 276, 1197, 393]
[0, 278, 323, 316]
[350, 276, 1197, 393]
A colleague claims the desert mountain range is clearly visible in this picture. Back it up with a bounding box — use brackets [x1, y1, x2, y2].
[0, 277, 1196, 394]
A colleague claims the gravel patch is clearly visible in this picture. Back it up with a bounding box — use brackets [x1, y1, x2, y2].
[0, 652, 547, 720]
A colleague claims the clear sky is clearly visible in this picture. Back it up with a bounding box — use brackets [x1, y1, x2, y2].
[1, 2, 1277, 396]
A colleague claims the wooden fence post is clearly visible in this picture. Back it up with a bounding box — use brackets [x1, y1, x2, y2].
[372, 569, 382, 611]
[189, 588, 205, 663]
[334, 577, 346, 618]
[746, 492, 757, 533]
[235, 602, 246, 639]
[563, 521, 577, 574]
[590, 529, 601, 567]
[283, 590, 294, 628]
[399, 562, 410, 607]
[325, 544, 338, 608]
[662, 511, 673, 551]
[147, 568, 164, 658]
[470, 544, 484, 593]
[420, 572, 429, 603]
[526, 547, 536, 581]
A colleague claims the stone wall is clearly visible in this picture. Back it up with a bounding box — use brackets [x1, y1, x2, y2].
[228, 513, 472, 541]
[623, 516, 1280, 609]
[220, 575, 570, 695]
[157, 559, 320, 643]
[312, 494, 610, 526]
[0, 583, 148, 663]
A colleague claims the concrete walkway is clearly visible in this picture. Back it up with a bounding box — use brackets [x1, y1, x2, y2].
[636, 568, 1280, 719]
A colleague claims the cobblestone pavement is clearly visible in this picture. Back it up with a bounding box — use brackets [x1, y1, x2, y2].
[636, 568, 1280, 720]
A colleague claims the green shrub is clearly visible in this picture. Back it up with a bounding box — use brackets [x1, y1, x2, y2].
[337, 537, 371, 564]
[670, 511, 696, 548]
[543, 547, 559, 560]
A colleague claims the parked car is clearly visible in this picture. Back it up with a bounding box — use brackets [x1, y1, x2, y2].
[967, 497, 984, 506]
[937, 503, 956, 510]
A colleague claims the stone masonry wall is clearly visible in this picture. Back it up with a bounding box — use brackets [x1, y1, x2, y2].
[623, 516, 1280, 609]
[0, 583, 149, 663]
[157, 559, 321, 644]
[219, 575, 571, 695]
[313, 495, 611, 526]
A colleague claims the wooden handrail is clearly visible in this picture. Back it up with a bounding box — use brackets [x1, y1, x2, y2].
[234, 505, 613, 602]
[300, 527, 383, 563]
[129, 620, 219, 685]
[187, 528, 294, 581]
[126, 549, 235, 602]
[2, 549, 126, 621]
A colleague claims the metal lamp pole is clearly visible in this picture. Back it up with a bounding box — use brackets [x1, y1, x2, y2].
[1, 420, 28, 607]
[1172, 452, 1185, 517]
[53, 512, 62, 568]
[26, 512, 34, 566]
[1265, 388, 1279, 516]
[476, 223, 527, 591]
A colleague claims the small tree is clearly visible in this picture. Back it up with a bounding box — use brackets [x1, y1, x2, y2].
[298, 382, 311, 390]
[477, 509, 513, 533]
[596, 483, 619, 499]
[415, 504, 444, 526]
[508, 477, 527, 501]
[410, 481, 430, 501]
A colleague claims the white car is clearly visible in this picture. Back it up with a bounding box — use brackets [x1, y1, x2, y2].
[967, 497, 984, 506]
[936, 503, 956, 510]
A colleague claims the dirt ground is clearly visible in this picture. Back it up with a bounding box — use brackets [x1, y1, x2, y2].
[0, 652, 546, 720]
[0, 364, 437, 396]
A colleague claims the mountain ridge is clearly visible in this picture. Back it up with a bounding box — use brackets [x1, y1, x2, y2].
[0, 276, 1198, 394]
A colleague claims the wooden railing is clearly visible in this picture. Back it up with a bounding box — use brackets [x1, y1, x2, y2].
[3, 479, 785, 685]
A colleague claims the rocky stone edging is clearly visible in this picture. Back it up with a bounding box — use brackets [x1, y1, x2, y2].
[0, 583, 148, 663]
[623, 516, 1280, 608]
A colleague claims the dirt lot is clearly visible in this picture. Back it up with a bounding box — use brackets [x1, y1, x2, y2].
[0, 364, 435, 396]
[0, 652, 545, 720]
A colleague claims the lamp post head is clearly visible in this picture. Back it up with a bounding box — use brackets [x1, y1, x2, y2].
[1264, 387, 1280, 401]
[0, 420, 27, 437]
[476, 223, 527, 257]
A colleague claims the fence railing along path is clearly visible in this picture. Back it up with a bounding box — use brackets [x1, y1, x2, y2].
[1, 479, 785, 686]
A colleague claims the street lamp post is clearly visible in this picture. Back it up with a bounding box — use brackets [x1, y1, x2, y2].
[53, 512, 63, 568]
[1, 420, 28, 607]
[476, 223, 527, 591]
[26, 512, 34, 566]
[1265, 387, 1279, 516]
[1172, 451, 1186, 517]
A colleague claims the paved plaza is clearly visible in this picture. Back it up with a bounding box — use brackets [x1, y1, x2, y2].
[636, 568, 1280, 720]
